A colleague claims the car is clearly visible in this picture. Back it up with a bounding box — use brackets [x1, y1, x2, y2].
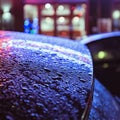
[0, 31, 120, 120]
[81, 32, 120, 102]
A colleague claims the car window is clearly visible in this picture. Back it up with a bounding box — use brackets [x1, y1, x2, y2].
[86, 36, 120, 98]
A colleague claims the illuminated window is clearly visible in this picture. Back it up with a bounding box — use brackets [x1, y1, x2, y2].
[57, 17, 68, 24]
[72, 4, 87, 39]
[56, 4, 70, 35]
[24, 5, 38, 34]
[73, 4, 86, 17]
[72, 17, 85, 30]
[41, 17, 54, 31]
[72, 16, 86, 39]
[113, 10, 120, 19]
[56, 17, 69, 38]
[40, 17, 54, 36]
[112, 10, 120, 31]
[24, 5, 38, 19]
[57, 17, 69, 31]
[23, 3, 88, 39]
[56, 5, 70, 15]
[41, 3, 54, 16]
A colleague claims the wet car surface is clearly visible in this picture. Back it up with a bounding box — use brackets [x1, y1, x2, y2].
[0, 31, 93, 120]
[89, 79, 120, 120]
[0, 31, 120, 120]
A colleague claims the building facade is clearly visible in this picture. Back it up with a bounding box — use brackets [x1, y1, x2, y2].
[23, 0, 89, 40]
[0, 0, 120, 40]
[112, 0, 120, 31]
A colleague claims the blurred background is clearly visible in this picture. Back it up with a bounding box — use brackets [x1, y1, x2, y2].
[0, 0, 120, 40]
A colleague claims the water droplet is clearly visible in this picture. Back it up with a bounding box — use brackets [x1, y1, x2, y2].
[3, 78, 7, 82]
[51, 53, 57, 57]
[22, 86, 28, 92]
[22, 82, 27, 87]
[60, 96, 66, 101]
[95, 92, 99, 97]
[24, 99, 30, 104]
[57, 72, 62, 77]
[53, 107, 58, 112]
[0, 83, 3, 87]
[43, 67, 51, 72]
[23, 71, 31, 77]
[41, 91, 45, 95]
[30, 113, 38, 117]
[10, 71, 16, 75]
[33, 84, 39, 89]
[52, 76, 61, 80]
[30, 75, 40, 81]
[80, 79, 87, 82]
[88, 72, 92, 76]
[36, 102, 44, 108]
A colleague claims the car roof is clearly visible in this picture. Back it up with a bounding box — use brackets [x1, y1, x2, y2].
[80, 31, 120, 44]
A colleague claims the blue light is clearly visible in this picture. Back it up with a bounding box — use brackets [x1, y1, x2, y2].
[24, 18, 39, 34]
[24, 19, 30, 26]
[24, 29, 30, 33]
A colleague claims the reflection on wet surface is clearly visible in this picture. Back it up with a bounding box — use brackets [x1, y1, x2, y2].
[0, 31, 93, 120]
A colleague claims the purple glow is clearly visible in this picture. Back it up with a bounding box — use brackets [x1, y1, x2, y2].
[24, 0, 88, 4]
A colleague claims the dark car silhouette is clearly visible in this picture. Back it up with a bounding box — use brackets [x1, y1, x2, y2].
[81, 32, 120, 101]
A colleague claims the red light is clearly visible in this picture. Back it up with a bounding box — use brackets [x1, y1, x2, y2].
[78, 12, 83, 17]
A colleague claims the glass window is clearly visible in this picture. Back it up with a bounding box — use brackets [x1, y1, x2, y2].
[41, 3, 54, 16]
[56, 5, 70, 15]
[113, 10, 120, 19]
[72, 17, 85, 30]
[97, 18, 112, 33]
[24, 5, 38, 19]
[72, 4, 87, 39]
[112, 10, 120, 31]
[56, 17, 70, 38]
[73, 4, 86, 17]
[24, 5, 39, 34]
[41, 17, 54, 31]
[41, 17, 54, 36]
[72, 16, 86, 40]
